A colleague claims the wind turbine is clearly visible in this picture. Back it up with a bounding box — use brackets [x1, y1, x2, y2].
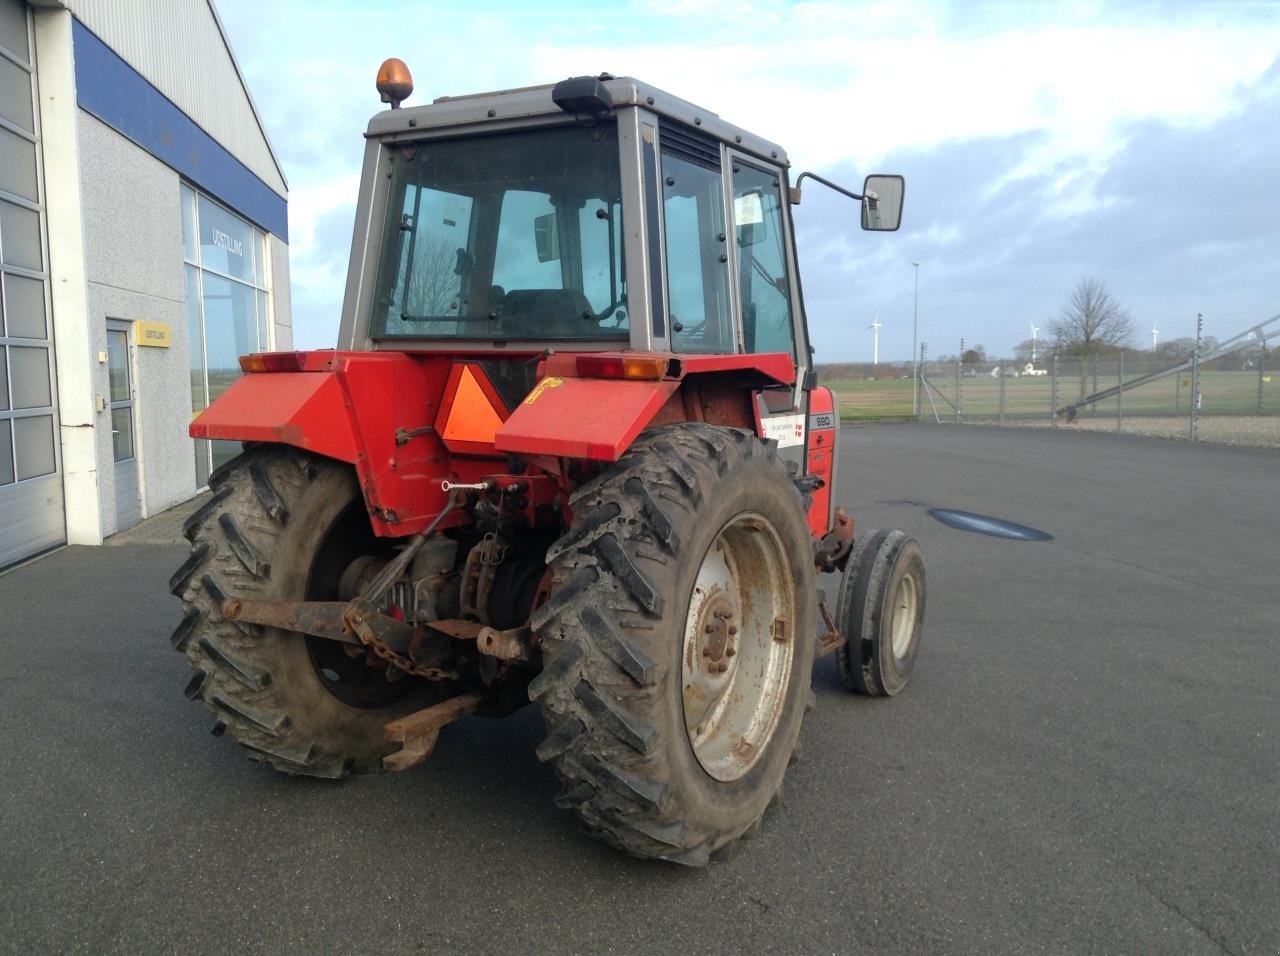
[1028, 321, 1039, 364]
[867, 315, 882, 365]
[1152, 325, 1160, 350]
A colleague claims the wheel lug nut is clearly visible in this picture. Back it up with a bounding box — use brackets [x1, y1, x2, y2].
[726, 647, 736, 657]
[705, 624, 715, 634]
[702, 647, 712, 657]
[728, 625, 738, 635]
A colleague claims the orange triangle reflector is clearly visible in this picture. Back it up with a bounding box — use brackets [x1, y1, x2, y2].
[441, 365, 504, 447]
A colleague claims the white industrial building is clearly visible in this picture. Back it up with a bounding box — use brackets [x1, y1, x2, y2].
[0, 0, 291, 567]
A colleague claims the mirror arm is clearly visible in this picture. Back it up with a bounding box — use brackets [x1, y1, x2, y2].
[791, 171, 864, 206]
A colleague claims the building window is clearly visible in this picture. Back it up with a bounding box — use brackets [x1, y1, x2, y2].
[1, 5, 57, 492]
[181, 184, 271, 487]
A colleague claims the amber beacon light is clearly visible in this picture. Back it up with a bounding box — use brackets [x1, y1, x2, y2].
[376, 58, 414, 108]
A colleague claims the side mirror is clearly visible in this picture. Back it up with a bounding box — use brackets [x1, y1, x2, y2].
[860, 174, 904, 232]
[534, 212, 560, 262]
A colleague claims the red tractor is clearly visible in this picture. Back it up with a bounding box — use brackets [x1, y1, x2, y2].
[172, 64, 925, 865]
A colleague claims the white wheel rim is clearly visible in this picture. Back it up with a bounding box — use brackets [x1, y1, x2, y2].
[890, 568, 919, 659]
[681, 512, 795, 782]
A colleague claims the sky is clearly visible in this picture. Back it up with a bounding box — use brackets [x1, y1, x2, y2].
[216, 0, 1280, 363]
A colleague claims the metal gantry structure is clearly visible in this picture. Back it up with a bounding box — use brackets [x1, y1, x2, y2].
[1058, 312, 1280, 424]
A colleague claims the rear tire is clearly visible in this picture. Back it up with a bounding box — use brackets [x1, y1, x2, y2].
[836, 529, 926, 696]
[531, 424, 816, 864]
[170, 446, 444, 777]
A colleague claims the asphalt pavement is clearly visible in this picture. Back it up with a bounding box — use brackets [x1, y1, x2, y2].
[1, 423, 1276, 954]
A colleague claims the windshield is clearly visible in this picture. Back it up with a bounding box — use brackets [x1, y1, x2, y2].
[371, 123, 627, 341]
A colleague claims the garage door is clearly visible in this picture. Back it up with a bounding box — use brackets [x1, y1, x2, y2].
[0, 0, 65, 567]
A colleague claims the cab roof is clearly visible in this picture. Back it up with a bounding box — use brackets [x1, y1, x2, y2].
[366, 75, 790, 168]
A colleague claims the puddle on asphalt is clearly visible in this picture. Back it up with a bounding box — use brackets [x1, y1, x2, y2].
[927, 509, 1053, 542]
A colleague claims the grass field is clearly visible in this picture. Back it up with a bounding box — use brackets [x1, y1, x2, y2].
[827, 370, 1280, 421]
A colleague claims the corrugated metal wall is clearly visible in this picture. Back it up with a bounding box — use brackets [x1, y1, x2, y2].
[64, 0, 286, 198]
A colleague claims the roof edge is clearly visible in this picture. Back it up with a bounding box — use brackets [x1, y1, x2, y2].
[206, 0, 289, 193]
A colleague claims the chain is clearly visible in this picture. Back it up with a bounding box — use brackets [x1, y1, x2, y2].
[345, 602, 460, 682]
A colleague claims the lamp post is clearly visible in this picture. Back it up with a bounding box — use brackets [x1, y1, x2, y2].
[910, 260, 920, 416]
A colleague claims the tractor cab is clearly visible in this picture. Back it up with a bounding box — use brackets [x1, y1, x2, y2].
[338, 72, 901, 398]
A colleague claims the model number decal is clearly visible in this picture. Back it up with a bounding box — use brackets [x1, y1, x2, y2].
[809, 412, 835, 430]
[761, 413, 805, 448]
[523, 376, 566, 405]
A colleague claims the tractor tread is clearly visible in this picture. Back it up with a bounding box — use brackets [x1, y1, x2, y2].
[529, 567, 598, 634]
[573, 677, 657, 754]
[579, 604, 655, 686]
[545, 501, 621, 562]
[218, 512, 271, 579]
[173, 445, 438, 779]
[527, 638, 586, 701]
[591, 532, 663, 616]
[535, 715, 586, 762]
[248, 460, 291, 526]
[170, 608, 201, 653]
[623, 476, 679, 553]
[532, 423, 814, 864]
[182, 485, 232, 542]
[169, 543, 210, 597]
[198, 635, 271, 691]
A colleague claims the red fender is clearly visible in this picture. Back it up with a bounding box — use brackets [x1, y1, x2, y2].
[190, 371, 360, 463]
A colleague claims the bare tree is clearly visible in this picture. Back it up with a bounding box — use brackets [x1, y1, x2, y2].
[1050, 278, 1135, 400]
[1050, 278, 1135, 357]
[404, 236, 463, 319]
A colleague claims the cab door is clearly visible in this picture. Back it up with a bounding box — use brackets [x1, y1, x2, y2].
[727, 154, 808, 437]
[727, 155, 836, 535]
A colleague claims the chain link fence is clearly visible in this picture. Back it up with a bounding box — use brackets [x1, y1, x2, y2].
[821, 337, 1280, 447]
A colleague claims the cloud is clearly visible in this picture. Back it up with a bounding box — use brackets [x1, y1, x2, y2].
[212, 0, 1280, 357]
[798, 58, 1280, 362]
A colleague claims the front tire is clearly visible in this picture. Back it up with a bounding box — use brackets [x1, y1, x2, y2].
[530, 424, 816, 864]
[836, 529, 926, 696]
[170, 446, 443, 777]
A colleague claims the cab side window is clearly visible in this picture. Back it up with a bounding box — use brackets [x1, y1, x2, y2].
[661, 142, 731, 353]
[731, 163, 795, 358]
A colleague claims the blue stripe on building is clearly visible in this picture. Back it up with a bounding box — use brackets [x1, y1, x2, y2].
[71, 19, 288, 241]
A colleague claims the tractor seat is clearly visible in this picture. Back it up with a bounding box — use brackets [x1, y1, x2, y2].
[500, 289, 594, 337]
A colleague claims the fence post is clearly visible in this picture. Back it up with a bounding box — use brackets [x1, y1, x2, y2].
[1051, 351, 1059, 426]
[1190, 312, 1202, 443]
[956, 338, 964, 424]
[1117, 350, 1124, 432]
[919, 342, 928, 421]
[1259, 337, 1267, 415]
[1092, 356, 1099, 416]
[999, 364, 1006, 425]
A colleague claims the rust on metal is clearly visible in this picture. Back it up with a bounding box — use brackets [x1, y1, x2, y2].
[382, 692, 484, 771]
[771, 616, 791, 643]
[394, 424, 436, 445]
[344, 598, 457, 681]
[816, 598, 844, 656]
[475, 626, 533, 663]
[220, 598, 362, 645]
[693, 592, 737, 672]
[834, 507, 854, 542]
[814, 507, 856, 572]
[425, 618, 485, 640]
